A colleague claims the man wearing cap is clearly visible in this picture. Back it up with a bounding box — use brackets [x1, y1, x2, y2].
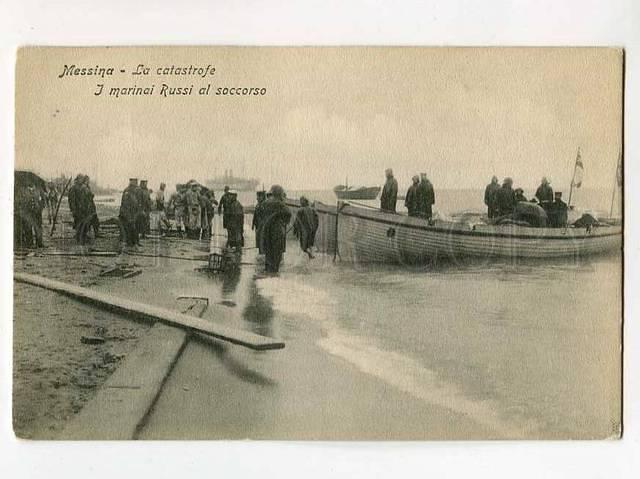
[218, 185, 233, 232]
[535, 177, 554, 215]
[548, 191, 568, 228]
[261, 185, 292, 273]
[404, 175, 420, 217]
[484, 176, 500, 218]
[137, 180, 152, 239]
[185, 182, 202, 238]
[495, 177, 517, 217]
[252, 190, 267, 253]
[119, 178, 140, 247]
[67, 174, 84, 234]
[380, 168, 398, 213]
[225, 190, 244, 248]
[417, 173, 435, 221]
[293, 196, 319, 258]
[168, 184, 187, 238]
[156, 182, 171, 235]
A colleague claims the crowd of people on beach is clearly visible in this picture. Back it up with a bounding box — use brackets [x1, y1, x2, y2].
[117, 179, 318, 273]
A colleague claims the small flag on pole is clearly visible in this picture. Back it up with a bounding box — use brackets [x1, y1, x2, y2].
[572, 148, 584, 188]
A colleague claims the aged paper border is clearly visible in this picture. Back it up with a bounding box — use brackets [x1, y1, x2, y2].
[1, 1, 638, 478]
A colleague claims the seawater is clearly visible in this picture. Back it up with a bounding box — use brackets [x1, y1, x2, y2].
[253, 244, 621, 438]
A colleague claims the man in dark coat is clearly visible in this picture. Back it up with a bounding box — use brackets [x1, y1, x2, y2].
[218, 185, 233, 228]
[417, 173, 435, 220]
[137, 179, 152, 239]
[225, 191, 244, 248]
[19, 184, 45, 248]
[548, 191, 568, 228]
[73, 175, 94, 244]
[252, 190, 267, 253]
[535, 177, 554, 213]
[380, 168, 398, 212]
[293, 196, 319, 258]
[404, 175, 420, 217]
[495, 177, 516, 217]
[119, 178, 140, 247]
[261, 185, 292, 273]
[67, 174, 83, 231]
[484, 176, 500, 218]
[83, 175, 100, 240]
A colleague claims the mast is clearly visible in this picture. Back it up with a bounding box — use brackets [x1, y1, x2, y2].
[567, 147, 581, 208]
[610, 151, 622, 217]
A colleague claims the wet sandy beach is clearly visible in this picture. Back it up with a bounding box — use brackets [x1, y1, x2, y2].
[13, 201, 621, 440]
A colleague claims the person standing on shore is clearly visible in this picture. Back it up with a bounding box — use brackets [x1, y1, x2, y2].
[119, 178, 140, 248]
[261, 185, 292, 273]
[82, 175, 100, 240]
[252, 190, 267, 254]
[185, 182, 202, 239]
[155, 182, 171, 235]
[67, 174, 83, 234]
[293, 196, 319, 258]
[137, 179, 152, 239]
[380, 168, 398, 213]
[45, 181, 58, 225]
[218, 185, 233, 231]
[168, 184, 187, 238]
[484, 176, 500, 218]
[404, 175, 420, 217]
[417, 173, 435, 221]
[225, 190, 244, 248]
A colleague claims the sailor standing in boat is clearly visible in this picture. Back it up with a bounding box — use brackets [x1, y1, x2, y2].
[404, 175, 420, 217]
[261, 185, 292, 273]
[495, 177, 517, 217]
[535, 177, 554, 213]
[417, 173, 435, 221]
[484, 176, 500, 218]
[547, 191, 568, 228]
[380, 168, 398, 213]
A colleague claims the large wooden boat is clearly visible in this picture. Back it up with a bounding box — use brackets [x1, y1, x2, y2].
[286, 200, 622, 264]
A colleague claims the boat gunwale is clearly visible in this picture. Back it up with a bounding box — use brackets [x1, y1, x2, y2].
[293, 201, 621, 242]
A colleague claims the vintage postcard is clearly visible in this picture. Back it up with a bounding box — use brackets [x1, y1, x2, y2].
[13, 46, 623, 440]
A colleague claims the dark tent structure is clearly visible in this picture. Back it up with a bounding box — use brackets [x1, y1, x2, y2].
[15, 170, 46, 190]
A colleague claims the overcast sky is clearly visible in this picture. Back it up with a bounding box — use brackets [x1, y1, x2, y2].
[16, 47, 622, 193]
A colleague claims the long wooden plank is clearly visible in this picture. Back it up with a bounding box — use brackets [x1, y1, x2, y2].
[14, 272, 285, 351]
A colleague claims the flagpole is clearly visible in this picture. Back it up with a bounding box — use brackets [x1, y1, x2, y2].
[609, 152, 621, 218]
[567, 147, 580, 208]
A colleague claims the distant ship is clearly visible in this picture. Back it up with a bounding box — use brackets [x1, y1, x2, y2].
[333, 184, 381, 200]
[206, 169, 260, 192]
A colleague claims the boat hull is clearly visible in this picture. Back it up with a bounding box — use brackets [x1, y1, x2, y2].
[286, 200, 622, 264]
[333, 186, 381, 200]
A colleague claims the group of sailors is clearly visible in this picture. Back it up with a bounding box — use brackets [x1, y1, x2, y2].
[119, 178, 223, 246]
[379, 168, 436, 220]
[118, 180, 317, 273]
[251, 185, 318, 272]
[376, 168, 568, 228]
[484, 176, 568, 227]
